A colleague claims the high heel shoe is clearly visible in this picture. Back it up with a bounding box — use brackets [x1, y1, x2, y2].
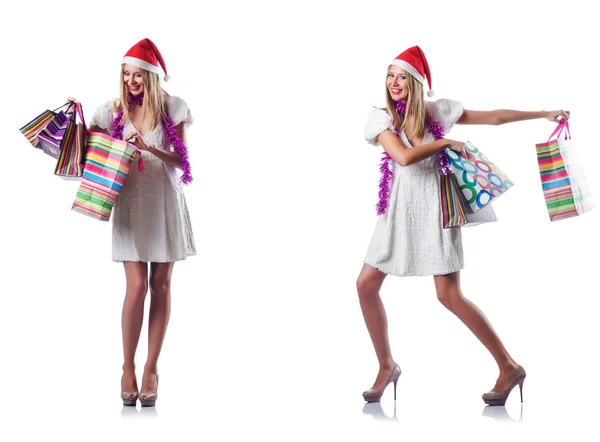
[362, 363, 401, 403]
[140, 373, 159, 407]
[121, 373, 139, 406]
[482, 365, 526, 406]
[121, 391, 139, 406]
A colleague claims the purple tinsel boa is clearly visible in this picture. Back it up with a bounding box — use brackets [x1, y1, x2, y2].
[111, 93, 193, 184]
[376, 100, 448, 215]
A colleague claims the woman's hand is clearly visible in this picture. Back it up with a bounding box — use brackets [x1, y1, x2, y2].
[124, 132, 155, 154]
[545, 109, 570, 123]
[65, 97, 78, 114]
[446, 139, 467, 157]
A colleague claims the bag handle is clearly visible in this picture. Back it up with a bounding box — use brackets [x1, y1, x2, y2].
[547, 120, 570, 142]
[52, 102, 74, 113]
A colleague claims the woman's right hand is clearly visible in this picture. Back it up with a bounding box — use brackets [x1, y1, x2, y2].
[446, 139, 467, 157]
[66, 97, 78, 113]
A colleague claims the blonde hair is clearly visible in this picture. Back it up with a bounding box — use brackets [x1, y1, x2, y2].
[114, 64, 169, 130]
[385, 69, 427, 140]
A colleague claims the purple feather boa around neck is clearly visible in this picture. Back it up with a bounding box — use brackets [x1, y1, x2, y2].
[375, 100, 449, 215]
[111, 93, 193, 184]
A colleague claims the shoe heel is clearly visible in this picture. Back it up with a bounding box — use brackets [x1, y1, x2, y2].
[518, 380, 524, 403]
[393, 378, 398, 400]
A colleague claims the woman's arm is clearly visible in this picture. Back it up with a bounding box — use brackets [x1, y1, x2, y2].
[124, 122, 186, 170]
[457, 109, 570, 126]
[377, 130, 464, 166]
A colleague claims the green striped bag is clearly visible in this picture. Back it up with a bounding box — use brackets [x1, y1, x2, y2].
[71, 132, 143, 221]
[535, 121, 594, 221]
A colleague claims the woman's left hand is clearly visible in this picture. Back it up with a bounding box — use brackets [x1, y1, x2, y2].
[546, 109, 570, 123]
[124, 132, 155, 154]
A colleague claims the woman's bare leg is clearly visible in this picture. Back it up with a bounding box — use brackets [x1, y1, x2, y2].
[433, 271, 520, 392]
[357, 263, 396, 389]
[121, 262, 149, 393]
[141, 262, 174, 393]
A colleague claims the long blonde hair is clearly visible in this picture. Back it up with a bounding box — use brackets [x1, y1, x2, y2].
[385, 70, 427, 139]
[114, 65, 169, 130]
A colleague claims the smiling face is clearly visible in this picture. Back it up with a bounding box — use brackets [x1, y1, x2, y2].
[386, 66, 408, 101]
[123, 64, 144, 95]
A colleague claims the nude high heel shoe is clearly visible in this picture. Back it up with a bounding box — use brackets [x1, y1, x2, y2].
[121, 391, 139, 406]
[482, 365, 526, 406]
[140, 374, 159, 407]
[121, 374, 139, 406]
[362, 364, 401, 402]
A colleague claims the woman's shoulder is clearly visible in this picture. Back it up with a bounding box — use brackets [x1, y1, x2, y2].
[428, 98, 462, 112]
[428, 98, 464, 131]
[165, 95, 193, 125]
[166, 95, 189, 109]
[364, 107, 392, 146]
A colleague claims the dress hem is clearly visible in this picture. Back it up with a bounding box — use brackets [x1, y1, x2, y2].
[363, 259, 464, 278]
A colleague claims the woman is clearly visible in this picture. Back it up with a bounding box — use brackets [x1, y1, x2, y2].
[359, 46, 568, 405]
[71, 38, 196, 407]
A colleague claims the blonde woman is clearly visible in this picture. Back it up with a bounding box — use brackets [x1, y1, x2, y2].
[70, 38, 195, 407]
[359, 46, 568, 405]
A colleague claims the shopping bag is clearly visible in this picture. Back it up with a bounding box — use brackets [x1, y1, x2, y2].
[37, 107, 73, 158]
[535, 121, 595, 221]
[440, 173, 497, 228]
[71, 132, 143, 221]
[445, 141, 514, 212]
[19, 102, 73, 149]
[54, 102, 88, 180]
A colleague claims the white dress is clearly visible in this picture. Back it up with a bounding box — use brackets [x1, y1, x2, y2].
[89, 95, 196, 263]
[363, 99, 464, 277]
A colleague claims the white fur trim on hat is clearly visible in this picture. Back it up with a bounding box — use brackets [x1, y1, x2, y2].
[122, 56, 162, 75]
[389, 60, 425, 84]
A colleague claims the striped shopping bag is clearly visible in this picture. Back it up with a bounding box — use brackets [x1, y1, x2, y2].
[19, 102, 73, 149]
[71, 132, 143, 221]
[54, 103, 88, 179]
[440, 172, 497, 228]
[534, 121, 593, 221]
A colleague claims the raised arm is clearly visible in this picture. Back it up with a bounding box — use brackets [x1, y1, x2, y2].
[377, 130, 464, 166]
[457, 108, 570, 126]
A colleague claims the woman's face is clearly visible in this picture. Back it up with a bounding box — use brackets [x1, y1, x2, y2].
[123, 64, 144, 95]
[386, 66, 408, 101]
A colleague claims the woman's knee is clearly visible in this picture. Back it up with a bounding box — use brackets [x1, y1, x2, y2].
[356, 274, 379, 300]
[126, 279, 148, 300]
[436, 287, 462, 310]
[150, 275, 171, 296]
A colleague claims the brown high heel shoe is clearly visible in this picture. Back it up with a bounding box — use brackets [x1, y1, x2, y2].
[363, 364, 401, 403]
[482, 365, 526, 406]
[140, 374, 159, 407]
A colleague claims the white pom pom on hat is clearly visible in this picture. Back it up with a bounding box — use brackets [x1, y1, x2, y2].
[122, 38, 171, 81]
[390, 46, 435, 97]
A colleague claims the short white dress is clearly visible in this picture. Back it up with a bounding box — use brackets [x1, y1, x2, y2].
[363, 98, 464, 277]
[89, 95, 196, 263]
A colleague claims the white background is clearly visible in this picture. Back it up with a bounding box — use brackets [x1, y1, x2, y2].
[1, 0, 598, 440]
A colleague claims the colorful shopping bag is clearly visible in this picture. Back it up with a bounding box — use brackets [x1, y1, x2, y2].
[441, 173, 498, 228]
[19, 102, 73, 149]
[71, 133, 143, 221]
[37, 108, 73, 158]
[441, 141, 511, 228]
[535, 121, 595, 221]
[54, 103, 88, 179]
[445, 141, 514, 212]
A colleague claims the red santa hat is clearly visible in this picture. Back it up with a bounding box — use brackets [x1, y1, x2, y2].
[122, 38, 170, 82]
[390, 46, 434, 97]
